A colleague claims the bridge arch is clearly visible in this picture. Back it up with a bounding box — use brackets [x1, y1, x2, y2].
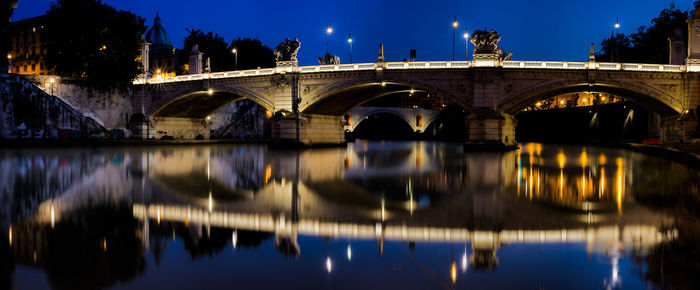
[498, 80, 683, 117]
[348, 107, 442, 132]
[151, 85, 273, 119]
[300, 77, 468, 115]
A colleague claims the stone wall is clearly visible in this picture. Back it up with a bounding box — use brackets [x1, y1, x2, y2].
[24, 75, 133, 130]
[151, 117, 209, 139]
[0, 74, 103, 139]
[272, 114, 345, 145]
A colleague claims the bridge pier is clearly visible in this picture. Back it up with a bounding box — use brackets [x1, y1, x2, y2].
[465, 109, 517, 149]
[151, 117, 210, 139]
[271, 114, 345, 146]
[661, 111, 699, 143]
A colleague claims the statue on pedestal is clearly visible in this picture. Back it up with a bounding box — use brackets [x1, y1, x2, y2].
[274, 38, 301, 67]
[317, 53, 340, 65]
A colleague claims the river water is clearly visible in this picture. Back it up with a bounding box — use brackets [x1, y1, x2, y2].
[1, 141, 698, 289]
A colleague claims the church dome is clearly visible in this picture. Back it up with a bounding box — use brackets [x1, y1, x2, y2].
[145, 12, 172, 47]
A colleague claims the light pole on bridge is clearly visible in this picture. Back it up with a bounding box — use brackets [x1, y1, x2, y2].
[463, 29, 470, 61]
[452, 16, 458, 61]
[347, 33, 353, 63]
[614, 17, 620, 62]
[232, 48, 238, 70]
[326, 24, 333, 55]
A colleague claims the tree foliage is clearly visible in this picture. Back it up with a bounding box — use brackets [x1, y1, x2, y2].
[44, 0, 146, 87]
[183, 29, 232, 72]
[229, 38, 276, 70]
[596, 4, 689, 64]
[183, 30, 275, 72]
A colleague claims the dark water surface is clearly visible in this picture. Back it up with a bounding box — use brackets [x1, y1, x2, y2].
[1, 141, 699, 289]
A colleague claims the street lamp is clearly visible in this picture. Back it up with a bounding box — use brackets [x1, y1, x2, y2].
[232, 48, 238, 70]
[326, 24, 333, 55]
[614, 17, 620, 62]
[49, 77, 55, 95]
[6, 53, 11, 74]
[347, 33, 353, 63]
[452, 16, 458, 61]
[463, 29, 470, 61]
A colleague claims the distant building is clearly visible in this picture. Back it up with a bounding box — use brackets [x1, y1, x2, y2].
[9, 15, 50, 75]
[145, 12, 182, 77]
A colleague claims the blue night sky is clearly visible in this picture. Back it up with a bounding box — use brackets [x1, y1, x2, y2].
[12, 0, 697, 66]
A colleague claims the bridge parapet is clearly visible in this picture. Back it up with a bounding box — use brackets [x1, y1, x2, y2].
[134, 60, 694, 85]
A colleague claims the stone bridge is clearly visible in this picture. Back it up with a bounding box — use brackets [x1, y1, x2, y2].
[132, 13, 700, 146]
[134, 59, 700, 145]
[346, 106, 441, 133]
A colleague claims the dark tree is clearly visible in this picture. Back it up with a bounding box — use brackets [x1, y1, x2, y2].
[229, 38, 276, 70]
[183, 29, 233, 72]
[596, 4, 689, 64]
[44, 0, 146, 87]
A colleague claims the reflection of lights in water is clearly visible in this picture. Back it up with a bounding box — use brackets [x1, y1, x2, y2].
[557, 152, 566, 168]
[8, 226, 11, 246]
[232, 231, 238, 249]
[157, 208, 161, 224]
[102, 238, 107, 251]
[51, 204, 55, 228]
[326, 257, 332, 273]
[517, 154, 521, 195]
[208, 191, 213, 212]
[451, 262, 457, 284]
[381, 198, 385, 221]
[264, 164, 272, 185]
[408, 178, 414, 214]
[347, 245, 352, 261]
[616, 158, 624, 213]
[600, 168, 605, 198]
[461, 251, 468, 273]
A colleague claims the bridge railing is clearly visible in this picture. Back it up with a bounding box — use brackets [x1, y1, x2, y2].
[133, 60, 690, 85]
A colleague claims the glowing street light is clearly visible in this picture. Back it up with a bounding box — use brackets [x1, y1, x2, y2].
[207, 89, 213, 95]
[463, 28, 470, 61]
[232, 48, 238, 70]
[6, 53, 11, 73]
[452, 16, 459, 61]
[49, 77, 55, 95]
[347, 33, 353, 63]
[325, 24, 333, 54]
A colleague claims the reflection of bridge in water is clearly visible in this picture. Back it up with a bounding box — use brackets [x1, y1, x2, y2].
[7, 142, 685, 273]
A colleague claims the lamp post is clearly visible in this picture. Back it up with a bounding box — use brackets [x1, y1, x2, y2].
[347, 33, 353, 63]
[49, 77, 55, 95]
[232, 48, 238, 70]
[452, 16, 458, 61]
[326, 24, 333, 55]
[463, 29, 470, 61]
[6, 53, 11, 74]
[614, 17, 620, 62]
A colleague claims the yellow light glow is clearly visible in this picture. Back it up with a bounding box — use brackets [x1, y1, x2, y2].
[409, 88, 415, 94]
[536, 102, 542, 107]
[463, 32, 469, 39]
[207, 89, 213, 95]
[381, 81, 386, 87]
[8, 226, 11, 246]
[614, 23, 620, 29]
[50, 78, 55, 83]
[601, 96, 606, 101]
[582, 98, 587, 103]
[560, 100, 565, 105]
[451, 262, 457, 283]
[326, 257, 332, 273]
[348, 38, 352, 43]
[264, 164, 272, 185]
[232, 48, 237, 53]
[156, 69, 161, 74]
[347, 245, 352, 261]
[51, 205, 55, 228]
[326, 26, 333, 34]
[557, 152, 566, 168]
[157, 208, 161, 224]
[452, 21, 458, 28]
[206, 116, 211, 121]
[102, 238, 107, 251]
[6, 54, 11, 60]
[265, 110, 273, 118]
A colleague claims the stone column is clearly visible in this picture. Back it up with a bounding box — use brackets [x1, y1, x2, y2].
[189, 44, 203, 75]
[465, 109, 517, 149]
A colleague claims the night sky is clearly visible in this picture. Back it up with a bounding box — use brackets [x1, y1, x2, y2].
[11, 0, 697, 66]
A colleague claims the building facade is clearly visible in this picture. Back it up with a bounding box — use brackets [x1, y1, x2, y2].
[9, 15, 50, 75]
